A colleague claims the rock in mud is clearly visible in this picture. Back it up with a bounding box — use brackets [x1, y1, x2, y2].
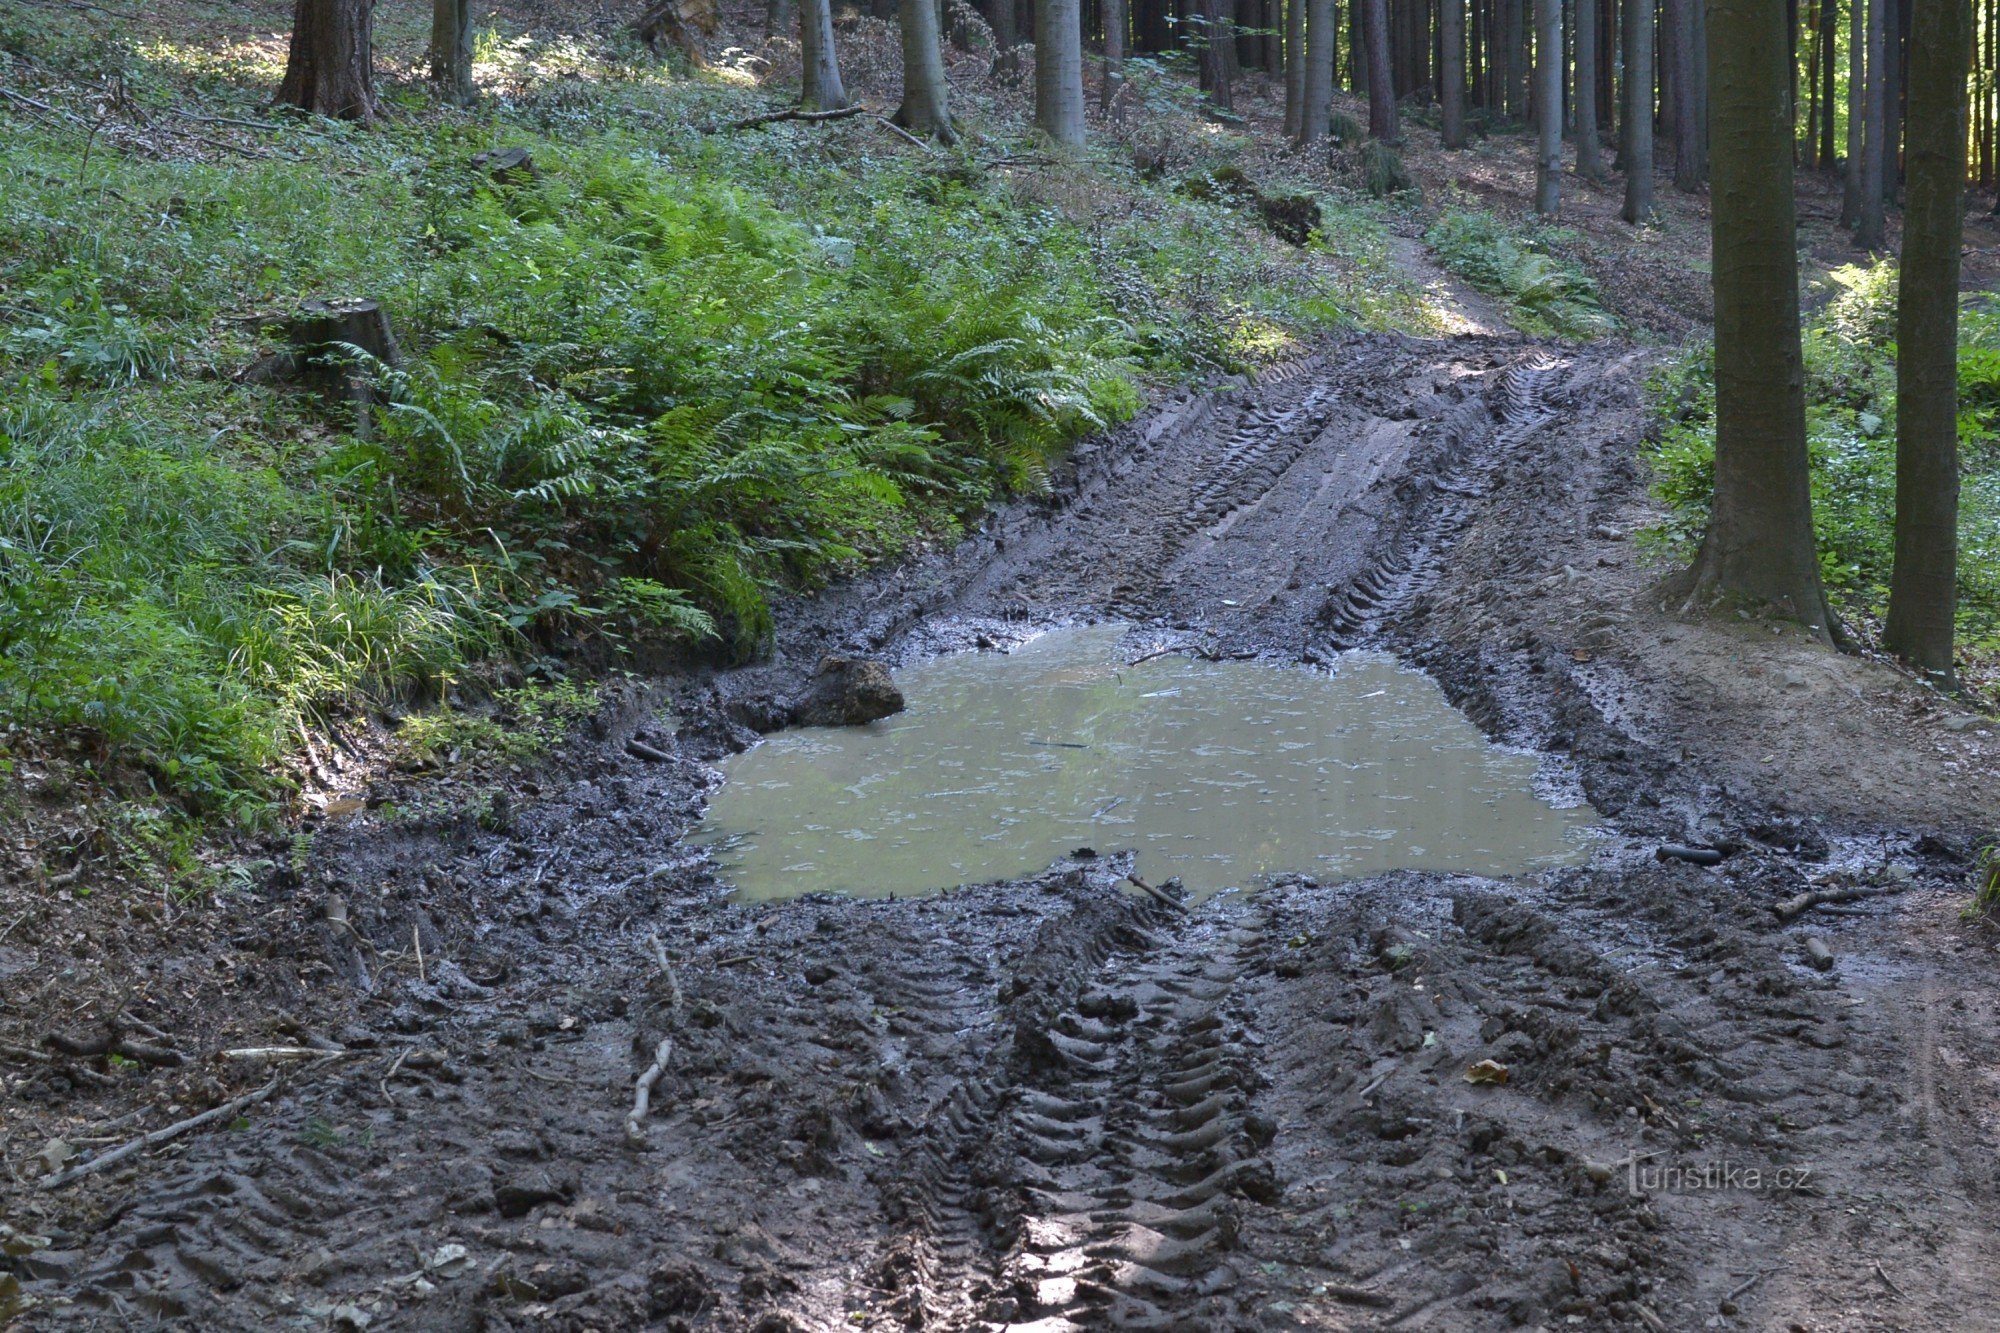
[792, 657, 904, 727]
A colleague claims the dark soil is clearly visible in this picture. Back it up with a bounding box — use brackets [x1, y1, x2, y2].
[6, 333, 2000, 1332]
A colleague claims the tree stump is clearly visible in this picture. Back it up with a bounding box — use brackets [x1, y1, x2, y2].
[261, 299, 401, 432]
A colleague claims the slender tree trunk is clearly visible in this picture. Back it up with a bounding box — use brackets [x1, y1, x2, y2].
[278, 0, 380, 122]
[1669, 0, 1701, 186]
[1200, 0, 1237, 110]
[1616, 0, 1634, 167]
[1621, 0, 1655, 219]
[1574, 0, 1602, 173]
[1857, 0, 1887, 246]
[1805, 0, 1821, 166]
[1882, 0, 1901, 199]
[430, 0, 474, 104]
[1104, 0, 1128, 107]
[1442, 0, 1468, 143]
[1036, 0, 1088, 144]
[1819, 0, 1838, 165]
[1300, 0, 1337, 140]
[1843, 0, 1864, 219]
[896, 0, 958, 138]
[768, 0, 797, 38]
[1684, 0, 1839, 641]
[800, 0, 850, 107]
[1884, 0, 1971, 676]
[1365, 0, 1398, 135]
[1352, 0, 1370, 91]
[1285, 0, 1308, 133]
[1505, 0, 1527, 112]
[1535, 0, 1563, 209]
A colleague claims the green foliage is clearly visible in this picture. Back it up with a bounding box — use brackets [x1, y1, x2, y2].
[1424, 207, 1615, 340]
[1360, 142, 1416, 199]
[397, 679, 598, 765]
[1643, 262, 2000, 675]
[1327, 111, 1365, 147]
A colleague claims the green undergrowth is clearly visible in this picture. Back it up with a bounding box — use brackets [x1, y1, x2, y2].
[1424, 205, 1615, 340]
[1644, 262, 2000, 694]
[0, 13, 1414, 822]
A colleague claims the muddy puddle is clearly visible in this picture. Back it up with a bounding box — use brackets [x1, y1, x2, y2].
[694, 625, 1598, 901]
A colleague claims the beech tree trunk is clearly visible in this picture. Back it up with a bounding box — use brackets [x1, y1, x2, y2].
[1299, 0, 1336, 142]
[430, 0, 474, 104]
[1683, 0, 1839, 642]
[1857, 0, 1887, 247]
[800, 0, 850, 108]
[1441, 0, 1467, 145]
[1620, 0, 1654, 221]
[1104, 0, 1127, 108]
[278, 0, 380, 123]
[1883, 0, 1971, 677]
[895, 0, 957, 138]
[1573, 0, 1602, 173]
[1534, 0, 1562, 211]
[1365, 0, 1397, 137]
[1036, 0, 1087, 145]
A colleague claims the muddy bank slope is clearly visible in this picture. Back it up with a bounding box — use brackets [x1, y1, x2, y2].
[7, 332, 2000, 1333]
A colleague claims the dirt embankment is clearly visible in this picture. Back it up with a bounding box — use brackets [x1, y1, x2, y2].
[5, 332, 1999, 1333]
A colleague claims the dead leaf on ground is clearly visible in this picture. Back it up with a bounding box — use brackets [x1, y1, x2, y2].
[1464, 1059, 1510, 1085]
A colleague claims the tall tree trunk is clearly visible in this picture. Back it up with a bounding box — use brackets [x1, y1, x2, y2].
[1616, 0, 1634, 167]
[1843, 0, 1864, 218]
[1300, 0, 1337, 140]
[1574, 0, 1602, 173]
[1505, 0, 1527, 112]
[800, 0, 850, 107]
[278, 0, 380, 122]
[1200, 0, 1237, 110]
[1036, 0, 1088, 144]
[1669, 0, 1701, 186]
[1882, 0, 1901, 199]
[430, 0, 473, 104]
[1621, 0, 1655, 219]
[1684, 0, 1839, 640]
[1285, 0, 1308, 133]
[1883, 0, 1971, 676]
[1441, 0, 1468, 143]
[1857, 0, 1887, 246]
[1365, 0, 1398, 135]
[1351, 0, 1370, 91]
[896, 0, 957, 138]
[767, 0, 797, 38]
[1819, 0, 1838, 165]
[1535, 0, 1563, 209]
[1805, 0, 1822, 166]
[1104, 0, 1128, 107]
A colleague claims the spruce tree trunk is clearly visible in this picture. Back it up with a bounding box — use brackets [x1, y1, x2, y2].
[768, 0, 797, 38]
[1104, 0, 1128, 108]
[1669, 0, 1701, 187]
[1883, 0, 1971, 677]
[1842, 0, 1864, 220]
[1299, 0, 1336, 141]
[278, 0, 380, 123]
[1285, 0, 1308, 134]
[896, 0, 957, 138]
[1036, 0, 1088, 144]
[1365, 0, 1397, 136]
[1857, 0, 1887, 246]
[1683, 0, 1839, 641]
[1819, 0, 1838, 167]
[1534, 0, 1562, 210]
[1441, 0, 1468, 145]
[430, 0, 473, 105]
[1620, 0, 1654, 219]
[800, 0, 850, 108]
[1505, 0, 1527, 112]
[1199, 0, 1236, 110]
[1573, 0, 1602, 173]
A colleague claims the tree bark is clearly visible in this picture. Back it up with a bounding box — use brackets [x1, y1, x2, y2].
[1285, 0, 1308, 134]
[1668, 0, 1701, 187]
[1857, 0, 1887, 246]
[1883, 0, 1971, 677]
[278, 0, 380, 123]
[1819, 0, 1838, 167]
[1199, 0, 1236, 111]
[767, 0, 797, 38]
[1441, 0, 1468, 144]
[1620, 0, 1654, 219]
[1842, 0, 1864, 220]
[430, 0, 474, 104]
[1299, 0, 1336, 141]
[1036, 0, 1088, 144]
[1573, 0, 1601, 173]
[1683, 0, 1839, 642]
[1534, 0, 1562, 210]
[1365, 0, 1397, 136]
[799, 0, 850, 107]
[896, 0, 958, 138]
[1104, 0, 1128, 108]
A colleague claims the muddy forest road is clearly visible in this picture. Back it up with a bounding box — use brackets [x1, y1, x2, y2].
[16, 333, 2000, 1332]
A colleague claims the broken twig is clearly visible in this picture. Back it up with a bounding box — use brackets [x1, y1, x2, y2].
[625, 1037, 673, 1147]
[39, 1077, 282, 1189]
[713, 103, 866, 132]
[1773, 882, 1905, 922]
[647, 931, 684, 1018]
[1126, 873, 1189, 916]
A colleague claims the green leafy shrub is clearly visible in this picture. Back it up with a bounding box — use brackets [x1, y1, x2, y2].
[1424, 207, 1615, 340]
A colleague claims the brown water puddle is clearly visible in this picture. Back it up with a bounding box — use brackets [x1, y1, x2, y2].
[694, 625, 1597, 901]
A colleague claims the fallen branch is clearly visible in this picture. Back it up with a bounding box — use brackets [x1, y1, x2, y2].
[713, 103, 866, 133]
[219, 1046, 349, 1062]
[1873, 1261, 1905, 1299]
[625, 1037, 673, 1147]
[1773, 882, 1906, 922]
[1324, 1285, 1395, 1308]
[0, 1041, 53, 1064]
[625, 737, 672, 763]
[39, 1077, 282, 1189]
[1725, 1269, 1770, 1302]
[1127, 873, 1189, 916]
[647, 932, 684, 1018]
[870, 115, 936, 152]
[165, 108, 283, 132]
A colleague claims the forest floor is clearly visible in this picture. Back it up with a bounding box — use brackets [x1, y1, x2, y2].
[7, 4, 2000, 1332]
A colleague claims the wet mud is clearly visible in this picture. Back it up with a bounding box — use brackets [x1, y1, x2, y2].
[8, 332, 2000, 1332]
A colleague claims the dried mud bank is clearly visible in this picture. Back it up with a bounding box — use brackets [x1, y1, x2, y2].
[8, 333, 2000, 1332]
